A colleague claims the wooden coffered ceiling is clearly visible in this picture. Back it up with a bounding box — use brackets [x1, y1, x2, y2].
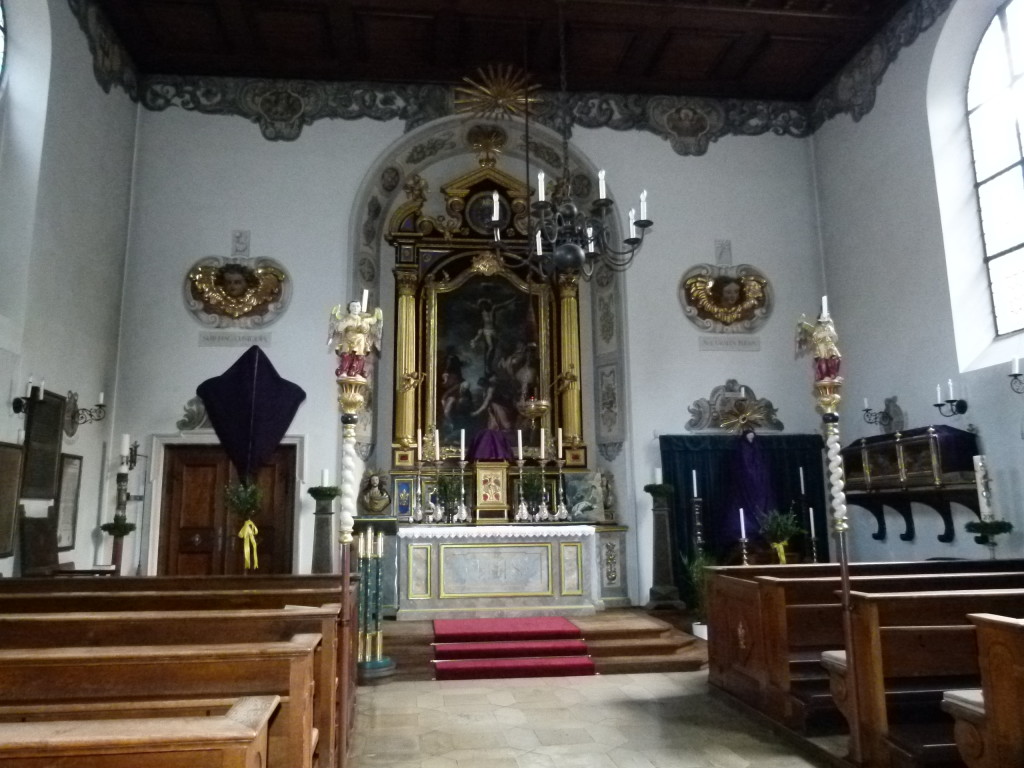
[91, 0, 912, 103]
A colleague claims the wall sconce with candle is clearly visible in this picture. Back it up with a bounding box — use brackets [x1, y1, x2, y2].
[1009, 358, 1024, 396]
[63, 391, 106, 437]
[10, 378, 44, 415]
[934, 379, 968, 417]
[862, 398, 893, 428]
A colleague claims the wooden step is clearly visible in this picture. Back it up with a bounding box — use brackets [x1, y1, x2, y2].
[585, 635, 695, 657]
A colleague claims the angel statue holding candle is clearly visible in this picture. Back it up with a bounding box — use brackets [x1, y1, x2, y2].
[328, 300, 383, 380]
[796, 312, 841, 382]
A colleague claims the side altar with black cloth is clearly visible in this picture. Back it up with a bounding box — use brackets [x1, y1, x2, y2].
[840, 424, 981, 543]
[659, 433, 829, 573]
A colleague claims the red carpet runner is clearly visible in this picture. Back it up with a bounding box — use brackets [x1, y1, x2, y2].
[432, 617, 596, 680]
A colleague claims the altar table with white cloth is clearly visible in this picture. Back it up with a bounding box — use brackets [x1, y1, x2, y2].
[395, 524, 602, 620]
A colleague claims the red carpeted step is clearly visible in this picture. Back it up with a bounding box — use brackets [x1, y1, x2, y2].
[433, 638, 588, 660]
[433, 655, 596, 680]
[433, 616, 581, 643]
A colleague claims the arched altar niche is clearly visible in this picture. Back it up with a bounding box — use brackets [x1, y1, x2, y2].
[386, 160, 587, 520]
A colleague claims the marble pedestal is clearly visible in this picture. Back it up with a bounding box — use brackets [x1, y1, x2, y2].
[396, 524, 602, 620]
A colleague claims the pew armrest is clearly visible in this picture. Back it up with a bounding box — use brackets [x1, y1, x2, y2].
[942, 688, 986, 724]
[820, 649, 847, 675]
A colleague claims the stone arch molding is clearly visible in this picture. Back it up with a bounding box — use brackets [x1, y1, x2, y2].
[348, 114, 629, 465]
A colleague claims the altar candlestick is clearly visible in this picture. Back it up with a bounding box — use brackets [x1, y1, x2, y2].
[739, 508, 747, 539]
[434, 429, 440, 460]
[799, 466, 806, 495]
[416, 428, 422, 461]
[517, 430, 523, 461]
[361, 289, 368, 312]
[557, 428, 563, 459]
[539, 428, 545, 460]
[460, 429, 465, 461]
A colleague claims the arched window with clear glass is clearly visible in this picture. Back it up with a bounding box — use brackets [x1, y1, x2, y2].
[970, 0, 1024, 335]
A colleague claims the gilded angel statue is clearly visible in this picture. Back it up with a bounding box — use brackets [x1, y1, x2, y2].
[796, 312, 841, 382]
[327, 300, 383, 380]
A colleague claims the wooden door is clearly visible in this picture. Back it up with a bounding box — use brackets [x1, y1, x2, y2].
[158, 445, 295, 575]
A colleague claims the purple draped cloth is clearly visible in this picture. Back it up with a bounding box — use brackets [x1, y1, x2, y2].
[727, 432, 774, 537]
[469, 429, 512, 460]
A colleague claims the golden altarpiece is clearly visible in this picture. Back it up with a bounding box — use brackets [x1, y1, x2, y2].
[385, 160, 590, 524]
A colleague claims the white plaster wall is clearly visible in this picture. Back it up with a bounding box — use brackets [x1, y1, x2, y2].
[573, 126, 826, 602]
[0, 0, 136, 576]
[813, 3, 1024, 561]
[118, 107, 405, 573]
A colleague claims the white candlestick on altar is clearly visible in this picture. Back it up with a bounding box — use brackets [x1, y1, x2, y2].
[416, 428, 422, 461]
[799, 466, 806, 495]
[598, 169, 606, 199]
[460, 429, 465, 461]
[557, 428, 563, 459]
[539, 428, 545, 460]
[692, 469, 698, 498]
[517, 430, 523, 461]
[434, 429, 440, 460]
[739, 507, 747, 539]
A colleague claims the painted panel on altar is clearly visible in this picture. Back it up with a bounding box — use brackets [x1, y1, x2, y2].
[408, 544, 432, 598]
[560, 542, 583, 595]
[440, 543, 552, 597]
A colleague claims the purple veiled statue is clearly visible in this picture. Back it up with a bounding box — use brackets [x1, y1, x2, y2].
[728, 429, 774, 538]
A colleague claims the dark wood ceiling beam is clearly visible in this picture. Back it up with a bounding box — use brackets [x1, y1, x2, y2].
[619, 28, 670, 79]
[326, 0, 359, 67]
[212, 0, 264, 60]
[714, 30, 769, 82]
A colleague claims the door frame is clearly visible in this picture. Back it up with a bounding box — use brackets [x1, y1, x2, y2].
[140, 431, 307, 576]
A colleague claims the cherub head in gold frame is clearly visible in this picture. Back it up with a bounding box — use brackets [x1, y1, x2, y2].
[187, 259, 288, 326]
[680, 265, 771, 333]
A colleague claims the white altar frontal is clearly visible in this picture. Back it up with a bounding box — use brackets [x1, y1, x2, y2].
[396, 525, 602, 620]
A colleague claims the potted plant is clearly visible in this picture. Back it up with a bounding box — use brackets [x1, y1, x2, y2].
[225, 481, 262, 569]
[683, 549, 715, 640]
[965, 518, 1014, 558]
[756, 508, 803, 564]
[434, 473, 463, 522]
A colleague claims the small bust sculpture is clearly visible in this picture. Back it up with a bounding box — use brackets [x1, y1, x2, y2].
[359, 473, 392, 516]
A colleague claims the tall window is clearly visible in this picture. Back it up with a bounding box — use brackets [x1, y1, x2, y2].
[970, 0, 1024, 335]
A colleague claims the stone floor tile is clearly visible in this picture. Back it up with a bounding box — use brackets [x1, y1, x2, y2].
[531, 725, 596, 747]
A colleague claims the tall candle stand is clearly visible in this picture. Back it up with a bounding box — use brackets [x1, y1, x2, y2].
[554, 458, 569, 520]
[411, 458, 424, 522]
[739, 536, 750, 565]
[430, 458, 444, 523]
[514, 458, 530, 521]
[536, 463, 551, 522]
[691, 496, 705, 555]
[456, 460, 470, 523]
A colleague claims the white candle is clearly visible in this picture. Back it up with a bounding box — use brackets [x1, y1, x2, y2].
[361, 289, 368, 312]
[535, 230, 543, 255]
[98, 391, 105, 406]
[821, 295, 829, 318]
[24, 377, 32, 398]
[1014, 358, 1020, 375]
[628, 208, 636, 239]
[948, 378, 955, 400]
[321, 468, 329, 486]
[598, 169, 606, 199]
[517, 430, 523, 461]
[557, 428, 563, 459]
[586, 226, 595, 253]
[863, 398, 870, 410]
[809, 506, 816, 539]
[120, 434, 131, 458]
[799, 466, 806, 495]
[739, 508, 747, 539]
[37, 380, 44, 398]
[491, 191, 500, 221]
[692, 469, 698, 498]
[460, 429, 465, 461]
[434, 429, 440, 459]
[936, 384, 942, 403]
[539, 428, 545, 460]
[537, 171, 545, 203]
[655, 467, 663, 485]
[416, 428, 422, 461]
[16, 429, 24, 445]
[639, 189, 647, 220]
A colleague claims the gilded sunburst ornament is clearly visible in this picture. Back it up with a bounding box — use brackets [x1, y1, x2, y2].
[719, 399, 770, 433]
[455, 64, 541, 120]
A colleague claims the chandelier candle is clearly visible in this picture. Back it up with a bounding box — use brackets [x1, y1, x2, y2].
[640, 190, 647, 221]
[598, 169, 606, 199]
[537, 172, 545, 203]
[799, 466, 806, 495]
[491, 191, 499, 221]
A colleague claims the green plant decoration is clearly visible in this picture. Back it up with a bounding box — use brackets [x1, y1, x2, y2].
[224, 481, 262, 519]
[756, 508, 803, 564]
[520, 470, 546, 506]
[682, 549, 716, 624]
[434, 473, 462, 510]
[965, 518, 1014, 546]
[100, 514, 136, 537]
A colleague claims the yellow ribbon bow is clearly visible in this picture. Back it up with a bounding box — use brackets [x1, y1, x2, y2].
[238, 519, 259, 570]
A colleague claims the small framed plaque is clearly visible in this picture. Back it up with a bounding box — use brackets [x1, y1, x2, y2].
[55, 454, 82, 551]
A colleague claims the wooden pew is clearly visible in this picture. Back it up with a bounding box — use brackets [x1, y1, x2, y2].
[942, 613, 1024, 768]
[0, 695, 279, 768]
[0, 634, 321, 768]
[0, 605, 340, 768]
[706, 562, 1024, 727]
[0, 580, 359, 768]
[822, 589, 1024, 768]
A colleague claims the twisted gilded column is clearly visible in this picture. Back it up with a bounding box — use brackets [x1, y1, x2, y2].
[337, 379, 367, 544]
[392, 269, 421, 454]
[556, 273, 583, 446]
